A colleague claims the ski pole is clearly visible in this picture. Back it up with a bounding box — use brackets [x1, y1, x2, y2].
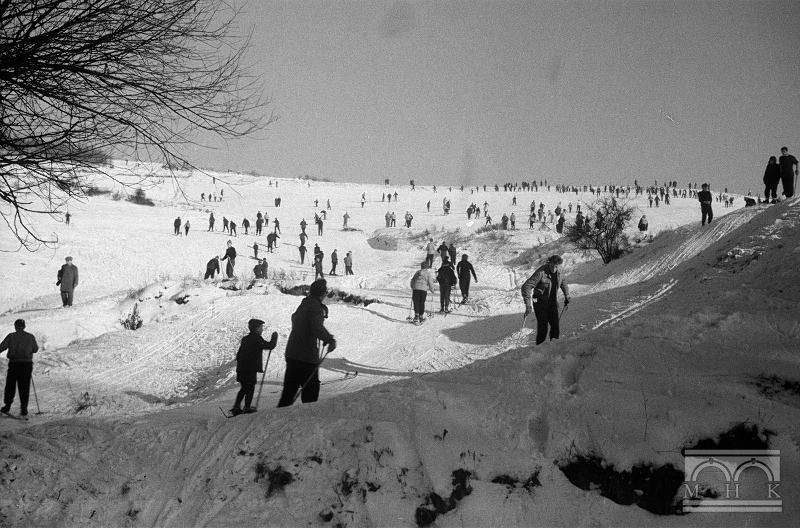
[31, 375, 42, 415]
[253, 348, 272, 410]
[292, 343, 329, 404]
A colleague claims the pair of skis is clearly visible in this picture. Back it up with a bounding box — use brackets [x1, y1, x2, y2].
[0, 409, 29, 421]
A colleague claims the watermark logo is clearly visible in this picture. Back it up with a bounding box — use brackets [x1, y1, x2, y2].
[682, 450, 781, 513]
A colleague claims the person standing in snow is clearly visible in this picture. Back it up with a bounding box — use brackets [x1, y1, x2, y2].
[221, 240, 237, 278]
[342, 212, 350, 229]
[208, 213, 215, 232]
[329, 249, 338, 276]
[230, 319, 278, 415]
[242, 218, 250, 235]
[184, 220, 190, 236]
[57, 256, 79, 307]
[779, 146, 798, 198]
[0, 319, 38, 417]
[447, 242, 457, 264]
[266, 232, 279, 252]
[410, 261, 436, 324]
[313, 252, 324, 281]
[344, 251, 354, 275]
[456, 254, 478, 303]
[521, 255, 570, 345]
[229, 220, 237, 237]
[205, 256, 220, 279]
[698, 183, 713, 226]
[277, 280, 336, 407]
[222, 216, 229, 233]
[436, 257, 457, 313]
[425, 238, 436, 267]
[763, 156, 781, 203]
[173, 216, 181, 235]
[298, 243, 307, 264]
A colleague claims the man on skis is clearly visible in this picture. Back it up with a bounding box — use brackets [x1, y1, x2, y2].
[521, 255, 570, 345]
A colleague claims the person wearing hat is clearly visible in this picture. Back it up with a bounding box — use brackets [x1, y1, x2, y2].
[205, 256, 220, 280]
[230, 319, 278, 415]
[56, 256, 79, 307]
[698, 183, 713, 226]
[435, 256, 457, 313]
[410, 260, 437, 323]
[456, 254, 478, 303]
[1, 319, 38, 417]
[521, 255, 570, 345]
[277, 279, 336, 407]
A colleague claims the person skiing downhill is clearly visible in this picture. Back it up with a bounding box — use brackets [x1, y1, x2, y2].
[521, 255, 570, 345]
[277, 280, 336, 407]
[229, 319, 278, 416]
[1, 319, 38, 418]
[410, 260, 436, 324]
[456, 254, 478, 302]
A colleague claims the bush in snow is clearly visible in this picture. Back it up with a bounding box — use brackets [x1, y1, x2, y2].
[121, 302, 143, 330]
[565, 196, 634, 264]
[127, 188, 155, 206]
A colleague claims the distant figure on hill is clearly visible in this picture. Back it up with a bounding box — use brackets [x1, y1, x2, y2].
[329, 249, 338, 276]
[229, 318, 278, 416]
[342, 212, 350, 229]
[205, 256, 220, 279]
[344, 251, 354, 275]
[313, 253, 324, 281]
[173, 216, 181, 235]
[316, 217, 323, 236]
[521, 255, 570, 345]
[273, 218, 281, 234]
[184, 220, 190, 236]
[425, 238, 436, 267]
[253, 242, 259, 260]
[65, 212, 71, 225]
[698, 183, 713, 226]
[222, 216, 229, 232]
[298, 243, 307, 264]
[208, 213, 215, 231]
[779, 146, 798, 198]
[221, 241, 237, 278]
[229, 220, 237, 237]
[277, 280, 336, 407]
[0, 319, 38, 418]
[57, 256, 79, 307]
[300, 219, 307, 235]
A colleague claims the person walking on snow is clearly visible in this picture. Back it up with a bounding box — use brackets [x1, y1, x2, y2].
[208, 212, 215, 231]
[698, 183, 713, 226]
[221, 240, 237, 278]
[277, 280, 336, 407]
[57, 256, 79, 307]
[344, 251, 353, 275]
[0, 319, 38, 417]
[329, 249, 338, 276]
[456, 254, 478, 302]
[410, 261, 436, 324]
[436, 257, 457, 313]
[521, 255, 570, 345]
[173, 216, 181, 235]
[184, 220, 190, 236]
[229, 319, 278, 415]
[425, 238, 436, 267]
[298, 244, 307, 264]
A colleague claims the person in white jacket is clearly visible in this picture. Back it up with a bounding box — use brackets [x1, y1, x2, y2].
[409, 261, 436, 324]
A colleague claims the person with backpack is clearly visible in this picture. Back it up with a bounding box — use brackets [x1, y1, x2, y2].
[57, 256, 79, 307]
[277, 280, 336, 407]
[0, 319, 39, 417]
[230, 318, 278, 415]
[436, 257, 457, 313]
[456, 254, 478, 303]
[521, 255, 570, 345]
[410, 261, 436, 324]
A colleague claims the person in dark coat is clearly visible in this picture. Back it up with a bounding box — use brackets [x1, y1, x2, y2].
[313, 253, 324, 280]
[436, 257, 457, 313]
[222, 216, 229, 232]
[205, 256, 220, 279]
[208, 213, 215, 231]
[266, 232, 279, 252]
[253, 259, 268, 279]
[229, 220, 237, 237]
[230, 319, 278, 415]
[698, 183, 713, 226]
[221, 240, 237, 278]
[447, 243, 457, 264]
[456, 254, 478, 302]
[329, 249, 338, 275]
[184, 220, 190, 236]
[173, 216, 181, 235]
[277, 280, 336, 407]
[57, 256, 79, 307]
[299, 244, 307, 264]
[521, 255, 570, 345]
[779, 146, 798, 198]
[638, 215, 648, 232]
[1, 319, 38, 417]
[437, 241, 449, 264]
[242, 218, 250, 235]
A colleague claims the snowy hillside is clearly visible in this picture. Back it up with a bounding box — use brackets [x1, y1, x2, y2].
[1, 165, 797, 527]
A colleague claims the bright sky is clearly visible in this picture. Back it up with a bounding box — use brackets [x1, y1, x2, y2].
[190, 1, 800, 193]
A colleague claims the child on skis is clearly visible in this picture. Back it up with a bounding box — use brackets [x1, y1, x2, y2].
[231, 319, 278, 416]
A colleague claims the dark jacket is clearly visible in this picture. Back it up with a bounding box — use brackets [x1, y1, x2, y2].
[698, 190, 713, 206]
[456, 261, 477, 282]
[436, 263, 457, 287]
[206, 258, 220, 274]
[284, 296, 334, 364]
[764, 163, 781, 185]
[236, 332, 277, 375]
[0, 330, 39, 363]
[222, 247, 237, 262]
[57, 263, 79, 292]
[521, 264, 569, 309]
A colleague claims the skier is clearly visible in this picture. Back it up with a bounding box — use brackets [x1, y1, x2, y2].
[698, 183, 713, 226]
[521, 255, 570, 345]
[253, 242, 259, 260]
[556, 214, 565, 234]
[313, 252, 324, 280]
[229, 220, 237, 237]
[208, 213, 215, 231]
[298, 244, 307, 264]
[253, 259, 268, 279]
[300, 219, 307, 235]
[184, 220, 190, 236]
[779, 146, 798, 198]
[405, 211, 413, 228]
[317, 217, 323, 236]
[277, 280, 336, 407]
[410, 261, 436, 324]
[329, 249, 338, 276]
[425, 238, 436, 267]
[56, 256, 79, 307]
[344, 251, 353, 275]
[242, 218, 250, 235]
[437, 241, 449, 264]
[0, 319, 38, 418]
[256, 216, 264, 236]
[436, 257, 457, 313]
[222, 216, 229, 233]
[456, 254, 478, 303]
[221, 240, 237, 278]
[447, 242, 457, 264]
[230, 319, 278, 415]
[205, 256, 220, 279]
[273, 218, 281, 234]
[173, 216, 181, 235]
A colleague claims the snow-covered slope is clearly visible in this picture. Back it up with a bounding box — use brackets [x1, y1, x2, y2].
[3, 168, 796, 527]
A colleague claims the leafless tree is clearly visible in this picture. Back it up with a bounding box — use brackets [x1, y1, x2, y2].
[0, 0, 273, 249]
[565, 196, 634, 264]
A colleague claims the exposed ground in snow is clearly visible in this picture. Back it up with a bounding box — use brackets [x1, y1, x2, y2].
[1, 165, 798, 527]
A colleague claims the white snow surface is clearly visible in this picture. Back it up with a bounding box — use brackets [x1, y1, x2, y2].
[1, 164, 799, 527]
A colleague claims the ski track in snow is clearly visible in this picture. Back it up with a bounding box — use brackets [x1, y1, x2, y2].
[592, 279, 677, 330]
